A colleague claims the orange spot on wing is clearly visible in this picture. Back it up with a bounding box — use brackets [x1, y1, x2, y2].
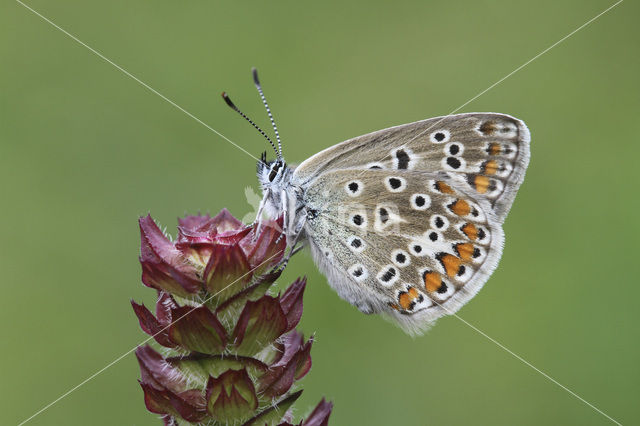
[423, 271, 442, 293]
[435, 181, 454, 194]
[398, 293, 411, 309]
[488, 143, 501, 155]
[483, 160, 498, 175]
[455, 243, 474, 262]
[449, 199, 471, 216]
[461, 223, 478, 240]
[398, 287, 420, 311]
[440, 254, 462, 277]
[398, 287, 420, 310]
[480, 121, 497, 135]
[389, 303, 400, 311]
[474, 175, 490, 194]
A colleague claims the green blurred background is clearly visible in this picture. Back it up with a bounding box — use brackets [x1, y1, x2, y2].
[1, 0, 638, 424]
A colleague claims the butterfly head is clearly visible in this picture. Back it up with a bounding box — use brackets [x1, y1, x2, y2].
[258, 152, 289, 186]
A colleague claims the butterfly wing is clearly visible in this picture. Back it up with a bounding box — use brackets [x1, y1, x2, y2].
[294, 113, 530, 222]
[300, 168, 504, 334]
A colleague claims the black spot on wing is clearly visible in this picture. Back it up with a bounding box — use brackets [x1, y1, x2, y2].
[388, 178, 402, 189]
[446, 157, 461, 169]
[395, 149, 410, 169]
[379, 208, 389, 224]
[381, 267, 396, 282]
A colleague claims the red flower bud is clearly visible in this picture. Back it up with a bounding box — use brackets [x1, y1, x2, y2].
[205, 369, 258, 422]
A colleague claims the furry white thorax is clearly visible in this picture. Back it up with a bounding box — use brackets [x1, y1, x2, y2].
[256, 159, 307, 245]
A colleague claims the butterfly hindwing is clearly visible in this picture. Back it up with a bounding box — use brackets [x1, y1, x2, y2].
[294, 113, 530, 222]
[301, 168, 504, 334]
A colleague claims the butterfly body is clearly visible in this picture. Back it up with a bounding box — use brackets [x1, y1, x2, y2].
[254, 112, 530, 334]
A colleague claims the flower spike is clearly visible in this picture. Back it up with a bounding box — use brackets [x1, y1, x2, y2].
[132, 209, 332, 424]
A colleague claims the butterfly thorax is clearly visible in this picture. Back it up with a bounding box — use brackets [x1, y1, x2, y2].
[257, 157, 307, 239]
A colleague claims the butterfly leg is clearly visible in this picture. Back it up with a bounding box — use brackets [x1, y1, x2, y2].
[289, 243, 304, 257]
[275, 188, 290, 244]
[274, 214, 307, 271]
[252, 188, 270, 240]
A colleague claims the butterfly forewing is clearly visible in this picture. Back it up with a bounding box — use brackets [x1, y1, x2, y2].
[301, 168, 504, 333]
[294, 113, 530, 222]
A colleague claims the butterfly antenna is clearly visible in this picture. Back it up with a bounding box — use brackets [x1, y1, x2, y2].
[252, 68, 283, 159]
[221, 92, 279, 158]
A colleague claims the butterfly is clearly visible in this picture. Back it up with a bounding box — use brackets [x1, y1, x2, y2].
[223, 69, 530, 334]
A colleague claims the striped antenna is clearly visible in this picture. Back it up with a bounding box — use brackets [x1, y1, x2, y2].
[221, 92, 279, 158]
[252, 68, 283, 159]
